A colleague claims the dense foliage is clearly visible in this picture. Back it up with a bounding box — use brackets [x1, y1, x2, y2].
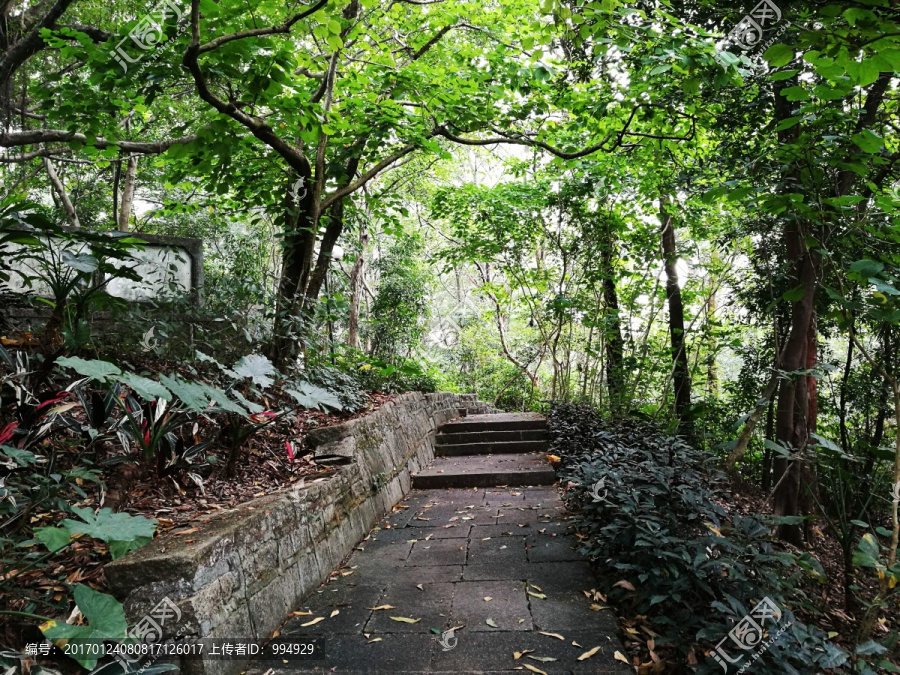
[1, 0, 900, 670]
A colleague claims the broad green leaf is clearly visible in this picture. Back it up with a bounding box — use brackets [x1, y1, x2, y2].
[232, 354, 279, 388]
[117, 373, 172, 401]
[34, 526, 72, 552]
[764, 44, 794, 68]
[57, 356, 122, 381]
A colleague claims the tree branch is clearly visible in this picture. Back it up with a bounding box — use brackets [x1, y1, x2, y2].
[0, 129, 196, 153]
[182, 0, 310, 174]
[0, 0, 78, 88]
[197, 0, 329, 54]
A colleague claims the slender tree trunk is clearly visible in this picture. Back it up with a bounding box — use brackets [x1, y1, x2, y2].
[772, 222, 818, 546]
[762, 383, 777, 493]
[600, 229, 625, 408]
[346, 219, 368, 349]
[659, 193, 692, 432]
[112, 159, 121, 227]
[304, 155, 361, 307]
[43, 157, 80, 227]
[271, 165, 316, 369]
[707, 288, 719, 395]
[839, 321, 854, 456]
[117, 155, 137, 231]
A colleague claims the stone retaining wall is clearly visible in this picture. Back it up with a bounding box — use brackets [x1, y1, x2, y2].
[104, 392, 497, 675]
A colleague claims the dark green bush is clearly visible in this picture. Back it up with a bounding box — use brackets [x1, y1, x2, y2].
[549, 404, 858, 674]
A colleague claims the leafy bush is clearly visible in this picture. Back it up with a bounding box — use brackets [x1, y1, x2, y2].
[548, 404, 872, 674]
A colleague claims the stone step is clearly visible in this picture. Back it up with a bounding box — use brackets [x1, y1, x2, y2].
[435, 429, 547, 444]
[440, 412, 547, 433]
[435, 440, 549, 456]
[412, 452, 556, 489]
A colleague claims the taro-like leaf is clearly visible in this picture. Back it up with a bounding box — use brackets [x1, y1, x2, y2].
[232, 354, 279, 388]
[41, 585, 128, 669]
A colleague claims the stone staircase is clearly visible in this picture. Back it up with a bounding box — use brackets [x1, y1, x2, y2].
[412, 412, 555, 489]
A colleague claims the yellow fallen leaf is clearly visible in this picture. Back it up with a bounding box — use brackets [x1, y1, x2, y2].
[523, 664, 548, 675]
[368, 638, 382, 643]
[614, 650, 629, 664]
[704, 522, 723, 537]
[484, 596, 493, 602]
[539, 631, 564, 640]
[513, 649, 534, 660]
[527, 590, 547, 599]
[486, 618, 498, 627]
[571, 641, 582, 647]
[527, 655, 557, 662]
[301, 617, 325, 627]
[291, 611, 313, 616]
[578, 646, 602, 661]
[330, 610, 339, 618]
[366, 605, 395, 611]
[589, 603, 605, 611]
[529, 584, 542, 592]
[389, 616, 421, 623]
[613, 580, 635, 591]
[416, 584, 424, 591]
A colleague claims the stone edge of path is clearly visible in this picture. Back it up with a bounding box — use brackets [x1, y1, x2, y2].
[105, 392, 498, 675]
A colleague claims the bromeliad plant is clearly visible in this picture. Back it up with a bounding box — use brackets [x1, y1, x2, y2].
[55, 356, 242, 477]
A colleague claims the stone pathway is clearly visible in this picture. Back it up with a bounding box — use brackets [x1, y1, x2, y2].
[250, 415, 628, 674]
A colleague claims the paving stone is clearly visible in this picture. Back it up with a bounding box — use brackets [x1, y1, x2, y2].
[462, 563, 538, 582]
[285, 583, 383, 635]
[427, 630, 630, 673]
[471, 524, 523, 538]
[526, 536, 583, 563]
[466, 536, 527, 566]
[365, 582, 454, 634]
[367, 524, 471, 542]
[450, 580, 532, 632]
[406, 538, 468, 566]
[251, 632, 437, 673]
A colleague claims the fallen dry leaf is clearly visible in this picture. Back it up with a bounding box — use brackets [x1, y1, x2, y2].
[292, 610, 313, 617]
[578, 646, 602, 661]
[614, 651, 630, 664]
[486, 618, 498, 627]
[389, 616, 421, 623]
[527, 590, 547, 599]
[527, 655, 557, 662]
[368, 638, 382, 644]
[366, 605, 395, 611]
[529, 584, 542, 592]
[614, 580, 636, 591]
[416, 584, 424, 591]
[513, 650, 534, 660]
[522, 664, 547, 675]
[484, 596, 493, 602]
[330, 610, 339, 618]
[301, 617, 325, 627]
[539, 632, 565, 641]
[175, 528, 200, 536]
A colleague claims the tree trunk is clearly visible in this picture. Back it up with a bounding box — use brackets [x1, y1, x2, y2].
[771, 221, 818, 546]
[271, 165, 317, 369]
[659, 193, 692, 432]
[762, 382, 777, 493]
[346, 219, 368, 349]
[600, 228, 625, 408]
[707, 288, 719, 395]
[43, 157, 80, 227]
[117, 155, 137, 231]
